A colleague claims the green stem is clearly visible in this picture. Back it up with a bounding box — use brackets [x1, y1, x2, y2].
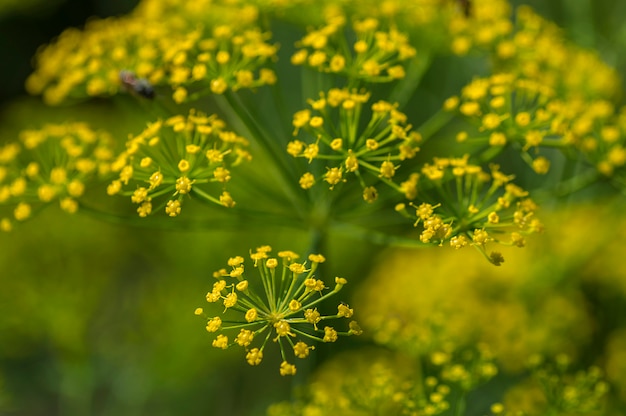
[533, 168, 601, 201]
[388, 54, 433, 108]
[77, 200, 307, 231]
[277, 272, 302, 312]
[216, 92, 308, 218]
[329, 220, 429, 247]
[190, 186, 223, 205]
[453, 392, 466, 416]
[418, 109, 455, 143]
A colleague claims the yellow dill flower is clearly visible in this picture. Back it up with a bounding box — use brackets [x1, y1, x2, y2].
[196, 246, 360, 375]
[14, 4, 626, 409]
[502, 357, 608, 414]
[556, 103, 626, 181]
[292, 14, 417, 83]
[355, 205, 618, 376]
[443, 72, 613, 174]
[395, 158, 541, 264]
[495, 6, 620, 102]
[0, 123, 114, 229]
[430, 345, 499, 391]
[289, 87, 420, 196]
[267, 348, 473, 415]
[446, 0, 512, 56]
[26, 2, 278, 105]
[109, 109, 250, 216]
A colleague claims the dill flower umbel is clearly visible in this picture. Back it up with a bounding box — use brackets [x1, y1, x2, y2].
[0, 122, 114, 231]
[24, 0, 621, 266]
[445, 0, 513, 56]
[567, 105, 626, 183]
[25, 1, 278, 104]
[394, 157, 542, 264]
[429, 344, 498, 392]
[502, 355, 609, 414]
[196, 246, 361, 375]
[447, 71, 626, 187]
[291, 14, 417, 82]
[107, 109, 251, 216]
[267, 349, 427, 415]
[267, 346, 498, 415]
[355, 235, 594, 373]
[288, 87, 421, 197]
[493, 6, 619, 101]
[446, 74, 561, 173]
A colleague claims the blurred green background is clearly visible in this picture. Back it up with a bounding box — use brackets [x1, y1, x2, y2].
[1, 0, 626, 415]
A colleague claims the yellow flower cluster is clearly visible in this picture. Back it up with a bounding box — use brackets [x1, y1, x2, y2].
[494, 6, 620, 101]
[428, 344, 498, 392]
[446, 72, 626, 180]
[267, 350, 419, 415]
[291, 13, 416, 82]
[254, 0, 450, 36]
[570, 105, 626, 180]
[355, 241, 592, 373]
[446, 0, 513, 55]
[25, 0, 278, 105]
[445, 0, 620, 106]
[196, 246, 361, 375]
[0, 123, 114, 231]
[288, 87, 421, 200]
[268, 346, 497, 415]
[107, 109, 251, 216]
[450, 75, 553, 137]
[396, 157, 542, 264]
[268, 202, 626, 413]
[446, 74, 563, 173]
[503, 355, 608, 414]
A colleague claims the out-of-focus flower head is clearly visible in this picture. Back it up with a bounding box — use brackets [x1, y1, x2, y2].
[445, 74, 559, 174]
[503, 354, 608, 414]
[0, 123, 114, 231]
[446, 0, 513, 56]
[355, 229, 593, 372]
[493, 6, 620, 101]
[267, 345, 498, 415]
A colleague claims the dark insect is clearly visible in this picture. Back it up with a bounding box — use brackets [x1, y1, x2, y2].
[458, 0, 471, 17]
[119, 70, 155, 99]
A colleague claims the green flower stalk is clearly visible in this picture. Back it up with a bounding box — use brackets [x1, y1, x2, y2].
[195, 246, 361, 375]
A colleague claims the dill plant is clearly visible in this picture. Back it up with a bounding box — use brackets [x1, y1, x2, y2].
[1, 0, 626, 414]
